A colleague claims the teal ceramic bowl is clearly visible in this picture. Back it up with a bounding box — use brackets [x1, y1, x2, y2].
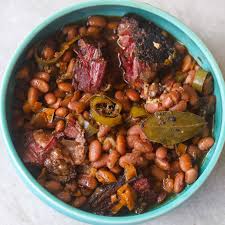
[1, 0, 225, 224]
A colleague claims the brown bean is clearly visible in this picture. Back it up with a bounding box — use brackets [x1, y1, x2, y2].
[179, 153, 192, 172]
[107, 149, 120, 169]
[134, 139, 153, 153]
[182, 55, 192, 72]
[155, 158, 170, 170]
[119, 152, 147, 168]
[185, 168, 198, 184]
[30, 78, 49, 93]
[68, 101, 86, 114]
[44, 93, 57, 105]
[66, 58, 76, 74]
[92, 154, 109, 169]
[170, 100, 187, 112]
[156, 147, 167, 159]
[42, 46, 55, 60]
[72, 91, 81, 102]
[187, 145, 201, 160]
[88, 16, 107, 28]
[183, 85, 199, 106]
[57, 191, 72, 203]
[78, 174, 97, 190]
[174, 172, 185, 193]
[55, 107, 68, 117]
[16, 66, 30, 80]
[62, 50, 73, 63]
[150, 165, 166, 181]
[170, 161, 181, 173]
[35, 72, 50, 82]
[144, 152, 155, 160]
[97, 125, 111, 138]
[79, 26, 87, 36]
[116, 134, 126, 155]
[170, 91, 181, 104]
[83, 111, 90, 120]
[163, 178, 174, 193]
[89, 140, 102, 162]
[60, 96, 73, 107]
[126, 89, 140, 102]
[157, 192, 167, 203]
[162, 95, 174, 108]
[126, 135, 140, 149]
[110, 165, 122, 174]
[87, 26, 101, 37]
[45, 180, 63, 193]
[107, 21, 119, 30]
[28, 87, 39, 105]
[184, 70, 195, 85]
[115, 90, 126, 101]
[63, 25, 78, 41]
[58, 82, 74, 93]
[198, 137, 214, 151]
[55, 120, 65, 132]
[145, 101, 165, 113]
[73, 196, 87, 208]
[50, 98, 62, 109]
[54, 89, 65, 98]
[175, 42, 186, 54]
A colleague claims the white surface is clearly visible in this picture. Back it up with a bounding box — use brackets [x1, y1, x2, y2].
[0, 0, 225, 225]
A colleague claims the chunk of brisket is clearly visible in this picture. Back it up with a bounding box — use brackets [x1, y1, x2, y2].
[73, 39, 107, 92]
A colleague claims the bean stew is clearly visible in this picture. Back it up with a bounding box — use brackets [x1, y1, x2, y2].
[12, 14, 215, 216]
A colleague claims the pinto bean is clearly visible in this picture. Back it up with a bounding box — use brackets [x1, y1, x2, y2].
[109, 165, 122, 174]
[63, 25, 78, 41]
[182, 55, 192, 72]
[174, 172, 185, 193]
[198, 137, 214, 151]
[119, 152, 147, 168]
[187, 145, 201, 160]
[134, 139, 153, 153]
[58, 82, 74, 93]
[88, 16, 107, 28]
[107, 21, 119, 30]
[144, 152, 155, 160]
[150, 165, 166, 181]
[115, 90, 126, 101]
[66, 58, 76, 74]
[179, 153, 192, 172]
[170, 91, 181, 104]
[16, 66, 30, 80]
[92, 154, 109, 169]
[79, 26, 87, 36]
[126, 89, 140, 102]
[55, 107, 68, 117]
[155, 158, 170, 170]
[156, 147, 167, 159]
[35, 72, 50, 82]
[45, 180, 63, 193]
[126, 135, 140, 149]
[28, 87, 39, 105]
[170, 161, 181, 173]
[183, 85, 199, 106]
[97, 125, 111, 138]
[162, 95, 174, 108]
[184, 70, 195, 85]
[30, 78, 49, 93]
[55, 120, 65, 132]
[78, 174, 97, 190]
[116, 134, 126, 155]
[185, 168, 198, 184]
[145, 101, 165, 113]
[73, 196, 87, 208]
[68, 101, 86, 114]
[87, 26, 101, 37]
[89, 140, 102, 162]
[163, 178, 174, 193]
[50, 98, 62, 109]
[44, 93, 57, 105]
[42, 46, 55, 60]
[157, 192, 167, 203]
[170, 100, 187, 112]
[54, 89, 65, 98]
[107, 149, 120, 169]
[57, 191, 72, 203]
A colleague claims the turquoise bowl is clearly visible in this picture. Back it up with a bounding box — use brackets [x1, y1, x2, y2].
[1, 0, 225, 224]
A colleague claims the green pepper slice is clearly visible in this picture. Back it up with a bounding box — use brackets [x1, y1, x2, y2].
[34, 36, 80, 66]
[90, 95, 122, 127]
[192, 69, 208, 93]
[130, 105, 149, 118]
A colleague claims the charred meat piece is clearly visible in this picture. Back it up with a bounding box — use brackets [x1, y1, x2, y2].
[73, 39, 107, 92]
[44, 147, 77, 183]
[117, 14, 176, 85]
[22, 130, 57, 165]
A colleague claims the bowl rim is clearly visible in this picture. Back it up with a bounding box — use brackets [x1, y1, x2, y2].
[1, 0, 225, 224]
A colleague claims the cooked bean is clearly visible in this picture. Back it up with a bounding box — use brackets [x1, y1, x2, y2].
[73, 196, 87, 208]
[60, 96, 73, 107]
[79, 26, 87, 36]
[63, 25, 78, 41]
[30, 78, 49, 93]
[50, 98, 62, 109]
[78, 174, 97, 190]
[16, 66, 30, 80]
[68, 101, 86, 114]
[55, 107, 68, 117]
[107, 21, 119, 30]
[116, 134, 126, 155]
[150, 165, 166, 181]
[28, 87, 39, 105]
[89, 140, 102, 162]
[83, 111, 90, 120]
[187, 145, 201, 160]
[54, 89, 65, 98]
[45, 180, 63, 193]
[119, 152, 147, 168]
[170, 161, 181, 173]
[115, 90, 126, 101]
[157, 192, 167, 203]
[145, 101, 165, 113]
[109, 165, 122, 174]
[183, 85, 199, 106]
[198, 137, 214, 151]
[87, 26, 101, 37]
[162, 94, 174, 108]
[155, 158, 170, 170]
[42, 46, 55, 60]
[203, 75, 213, 96]
[156, 147, 167, 159]
[182, 55, 192, 72]
[170, 91, 181, 104]
[179, 153, 192, 172]
[66, 58, 76, 74]
[126, 135, 140, 149]
[126, 89, 140, 102]
[163, 178, 174, 193]
[174, 172, 185, 193]
[107, 149, 120, 169]
[44, 93, 57, 105]
[35, 72, 50, 82]
[62, 50, 73, 63]
[58, 82, 74, 92]
[185, 168, 198, 184]
[97, 125, 111, 138]
[55, 120, 65, 132]
[184, 70, 195, 85]
[57, 191, 72, 203]
[88, 16, 107, 28]
[92, 154, 109, 168]
[170, 100, 187, 112]
[144, 152, 155, 160]
[134, 139, 153, 153]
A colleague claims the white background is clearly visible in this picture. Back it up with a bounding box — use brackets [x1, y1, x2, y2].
[0, 0, 225, 225]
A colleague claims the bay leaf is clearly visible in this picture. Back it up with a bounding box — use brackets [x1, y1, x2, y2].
[142, 111, 207, 145]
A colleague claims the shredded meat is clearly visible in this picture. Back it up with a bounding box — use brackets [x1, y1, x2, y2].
[73, 39, 107, 92]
